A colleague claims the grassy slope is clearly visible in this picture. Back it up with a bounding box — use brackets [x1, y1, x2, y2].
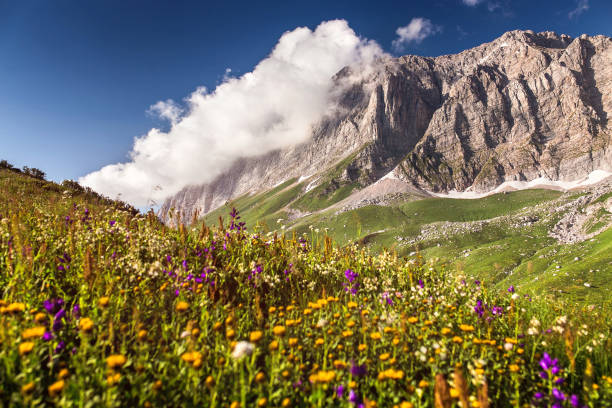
[204, 181, 611, 306]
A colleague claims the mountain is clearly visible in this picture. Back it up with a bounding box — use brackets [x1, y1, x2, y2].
[159, 30, 612, 225]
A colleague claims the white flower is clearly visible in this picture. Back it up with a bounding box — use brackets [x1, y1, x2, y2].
[504, 342, 513, 351]
[231, 341, 255, 359]
[180, 330, 191, 338]
[316, 318, 328, 328]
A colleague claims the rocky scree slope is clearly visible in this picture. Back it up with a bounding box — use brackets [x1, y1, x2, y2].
[160, 30, 612, 224]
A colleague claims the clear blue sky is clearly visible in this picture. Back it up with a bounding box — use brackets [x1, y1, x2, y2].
[1, 0, 610, 183]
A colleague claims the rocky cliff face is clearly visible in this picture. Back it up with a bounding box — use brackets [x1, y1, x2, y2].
[160, 30, 612, 223]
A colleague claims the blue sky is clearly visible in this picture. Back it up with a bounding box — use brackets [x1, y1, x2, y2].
[1, 0, 610, 200]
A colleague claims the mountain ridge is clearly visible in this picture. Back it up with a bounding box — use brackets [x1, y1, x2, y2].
[159, 29, 611, 224]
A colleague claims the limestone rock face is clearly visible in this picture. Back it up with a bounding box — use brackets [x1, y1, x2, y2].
[160, 30, 612, 223]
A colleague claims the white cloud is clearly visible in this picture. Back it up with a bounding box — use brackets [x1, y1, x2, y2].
[80, 20, 386, 207]
[147, 100, 183, 124]
[392, 18, 441, 52]
[569, 0, 589, 18]
[462, 0, 483, 6]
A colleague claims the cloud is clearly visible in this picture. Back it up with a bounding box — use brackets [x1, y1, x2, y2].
[80, 20, 386, 207]
[462, 0, 483, 6]
[147, 100, 183, 124]
[568, 0, 589, 18]
[392, 18, 441, 52]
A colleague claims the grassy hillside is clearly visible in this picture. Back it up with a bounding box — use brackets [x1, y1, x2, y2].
[199, 175, 612, 307]
[1, 166, 611, 406]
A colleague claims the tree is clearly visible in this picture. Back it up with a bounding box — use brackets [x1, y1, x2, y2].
[22, 166, 46, 180]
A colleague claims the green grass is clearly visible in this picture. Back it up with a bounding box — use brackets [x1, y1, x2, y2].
[1, 165, 612, 407]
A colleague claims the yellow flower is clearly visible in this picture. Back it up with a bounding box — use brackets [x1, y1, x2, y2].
[333, 360, 347, 369]
[181, 351, 202, 364]
[378, 368, 404, 380]
[315, 338, 324, 346]
[348, 301, 358, 309]
[34, 312, 47, 323]
[400, 402, 414, 408]
[138, 329, 148, 340]
[257, 397, 267, 407]
[152, 380, 163, 391]
[358, 344, 367, 352]
[281, 398, 291, 407]
[450, 388, 460, 398]
[303, 308, 312, 315]
[452, 336, 463, 344]
[213, 321, 223, 331]
[226, 328, 236, 339]
[268, 306, 277, 314]
[418, 380, 429, 388]
[370, 332, 382, 340]
[309, 370, 336, 383]
[379, 353, 390, 361]
[255, 372, 265, 383]
[106, 354, 127, 369]
[269, 340, 279, 351]
[272, 326, 286, 336]
[22, 326, 46, 339]
[107, 372, 121, 386]
[58, 368, 69, 379]
[250, 331, 263, 343]
[98, 297, 110, 307]
[342, 330, 353, 338]
[48, 380, 65, 396]
[508, 364, 520, 373]
[205, 376, 214, 387]
[21, 382, 35, 394]
[288, 338, 299, 347]
[407, 316, 418, 324]
[347, 320, 356, 328]
[230, 402, 240, 408]
[3, 302, 26, 313]
[459, 324, 475, 332]
[19, 342, 34, 356]
[175, 301, 189, 312]
[78, 317, 94, 333]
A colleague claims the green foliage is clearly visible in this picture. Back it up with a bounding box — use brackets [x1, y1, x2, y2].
[1, 169, 612, 407]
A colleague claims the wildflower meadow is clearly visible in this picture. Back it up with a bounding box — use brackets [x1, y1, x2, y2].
[1, 169, 611, 407]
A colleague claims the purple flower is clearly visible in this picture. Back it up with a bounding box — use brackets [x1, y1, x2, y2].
[348, 389, 362, 406]
[72, 304, 81, 319]
[474, 300, 485, 317]
[43, 332, 53, 341]
[109, 220, 116, 227]
[344, 269, 358, 283]
[44, 298, 64, 314]
[418, 279, 424, 289]
[552, 388, 566, 401]
[350, 363, 367, 377]
[508, 285, 515, 293]
[533, 392, 544, 400]
[474, 280, 481, 286]
[570, 395, 580, 407]
[336, 385, 344, 398]
[55, 341, 66, 353]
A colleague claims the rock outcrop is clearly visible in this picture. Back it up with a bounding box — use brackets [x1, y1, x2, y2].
[160, 30, 612, 223]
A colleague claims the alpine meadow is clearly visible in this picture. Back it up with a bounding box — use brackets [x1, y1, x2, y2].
[2, 2, 612, 407]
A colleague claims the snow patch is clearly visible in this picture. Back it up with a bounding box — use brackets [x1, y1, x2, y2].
[305, 178, 320, 193]
[478, 42, 509, 64]
[273, 179, 287, 188]
[380, 170, 400, 182]
[298, 174, 313, 183]
[429, 170, 612, 199]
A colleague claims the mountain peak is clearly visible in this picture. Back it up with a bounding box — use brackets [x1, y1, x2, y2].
[160, 30, 612, 225]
